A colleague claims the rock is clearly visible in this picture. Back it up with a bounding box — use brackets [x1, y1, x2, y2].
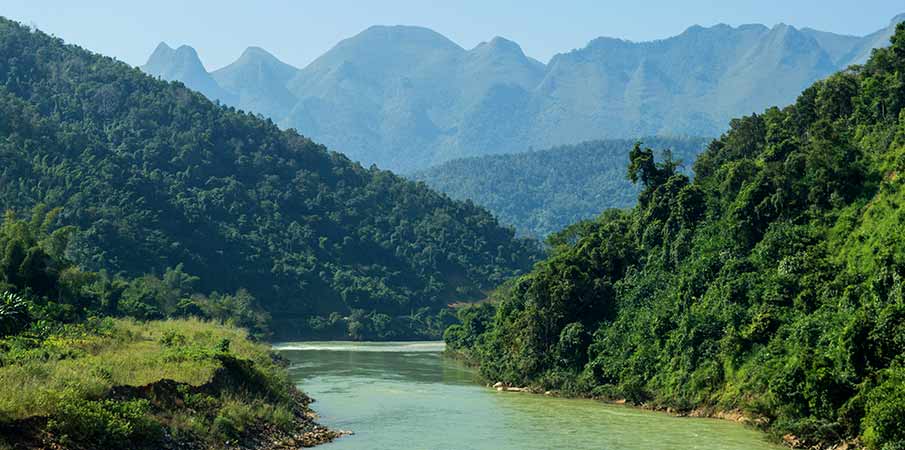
[544, 391, 553, 396]
[496, 387, 505, 392]
[783, 433, 802, 448]
[493, 382, 504, 388]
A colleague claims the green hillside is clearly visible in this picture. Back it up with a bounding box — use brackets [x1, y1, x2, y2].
[447, 24, 905, 449]
[0, 17, 540, 340]
[411, 137, 709, 237]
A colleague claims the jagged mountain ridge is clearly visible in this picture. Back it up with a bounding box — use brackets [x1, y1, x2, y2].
[142, 15, 905, 172]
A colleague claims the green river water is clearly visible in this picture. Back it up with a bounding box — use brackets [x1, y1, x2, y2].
[275, 341, 782, 450]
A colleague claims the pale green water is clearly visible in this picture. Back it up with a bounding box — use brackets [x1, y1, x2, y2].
[276, 341, 782, 450]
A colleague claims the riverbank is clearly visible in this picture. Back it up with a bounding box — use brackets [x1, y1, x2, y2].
[0, 319, 343, 450]
[443, 347, 787, 447]
[279, 341, 784, 450]
[483, 380, 865, 450]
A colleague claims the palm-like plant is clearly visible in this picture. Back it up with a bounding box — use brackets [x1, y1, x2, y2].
[0, 291, 30, 337]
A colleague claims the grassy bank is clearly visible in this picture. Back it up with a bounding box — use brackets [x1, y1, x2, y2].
[0, 318, 340, 449]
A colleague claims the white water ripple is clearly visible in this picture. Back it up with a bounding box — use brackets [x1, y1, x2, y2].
[272, 341, 446, 353]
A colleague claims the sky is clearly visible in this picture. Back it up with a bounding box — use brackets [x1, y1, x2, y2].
[4, 1, 904, 70]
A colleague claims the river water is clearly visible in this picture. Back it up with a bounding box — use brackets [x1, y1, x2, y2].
[275, 341, 782, 450]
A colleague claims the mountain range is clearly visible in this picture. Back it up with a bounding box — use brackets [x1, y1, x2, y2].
[143, 14, 905, 172]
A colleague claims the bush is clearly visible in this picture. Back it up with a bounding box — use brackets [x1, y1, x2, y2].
[47, 399, 160, 448]
[862, 367, 905, 449]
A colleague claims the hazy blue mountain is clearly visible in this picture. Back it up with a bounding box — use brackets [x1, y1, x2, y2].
[410, 137, 710, 237]
[211, 46, 300, 118]
[836, 12, 905, 65]
[281, 26, 545, 169]
[141, 14, 904, 172]
[141, 42, 235, 104]
[799, 28, 862, 65]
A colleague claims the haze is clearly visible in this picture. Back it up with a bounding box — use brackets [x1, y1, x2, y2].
[5, 0, 905, 70]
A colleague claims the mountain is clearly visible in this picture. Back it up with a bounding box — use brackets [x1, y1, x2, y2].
[411, 137, 709, 238]
[212, 46, 300, 119]
[141, 42, 235, 104]
[838, 12, 905, 65]
[0, 17, 541, 340]
[446, 23, 905, 450]
[141, 15, 904, 172]
[280, 25, 546, 170]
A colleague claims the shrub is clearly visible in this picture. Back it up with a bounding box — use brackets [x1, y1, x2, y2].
[862, 366, 905, 449]
[47, 399, 160, 448]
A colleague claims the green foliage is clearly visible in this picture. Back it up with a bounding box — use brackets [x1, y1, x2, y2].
[0, 206, 272, 338]
[0, 317, 309, 449]
[0, 17, 540, 339]
[862, 366, 905, 450]
[412, 137, 709, 237]
[0, 291, 29, 337]
[47, 399, 159, 448]
[451, 23, 905, 449]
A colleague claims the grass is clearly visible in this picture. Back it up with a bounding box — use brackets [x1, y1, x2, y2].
[0, 317, 333, 448]
[0, 317, 271, 421]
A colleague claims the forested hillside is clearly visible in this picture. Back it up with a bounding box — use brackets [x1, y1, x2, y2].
[447, 24, 905, 449]
[0, 206, 341, 449]
[411, 137, 709, 237]
[143, 15, 903, 171]
[0, 17, 540, 340]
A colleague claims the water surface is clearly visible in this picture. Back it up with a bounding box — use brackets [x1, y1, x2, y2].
[277, 341, 781, 450]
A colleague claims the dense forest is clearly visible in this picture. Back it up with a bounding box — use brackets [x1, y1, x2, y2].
[411, 137, 709, 237]
[447, 24, 905, 449]
[0, 17, 541, 340]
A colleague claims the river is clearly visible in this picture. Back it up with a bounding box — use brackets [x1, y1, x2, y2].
[275, 341, 782, 450]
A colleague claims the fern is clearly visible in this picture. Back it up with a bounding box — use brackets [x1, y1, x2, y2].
[0, 291, 30, 337]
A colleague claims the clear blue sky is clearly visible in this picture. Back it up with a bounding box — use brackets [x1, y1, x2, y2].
[4, 0, 904, 70]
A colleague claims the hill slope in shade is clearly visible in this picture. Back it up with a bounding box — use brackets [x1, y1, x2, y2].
[411, 137, 710, 237]
[142, 15, 904, 172]
[0, 17, 541, 340]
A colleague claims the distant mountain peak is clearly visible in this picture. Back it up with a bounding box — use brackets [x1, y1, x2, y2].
[143, 42, 206, 71]
[679, 22, 768, 37]
[352, 24, 463, 50]
[232, 46, 295, 69]
[583, 36, 632, 52]
[141, 42, 232, 104]
[240, 46, 272, 58]
[472, 36, 530, 58]
[891, 12, 905, 26]
[488, 36, 520, 49]
[151, 41, 174, 55]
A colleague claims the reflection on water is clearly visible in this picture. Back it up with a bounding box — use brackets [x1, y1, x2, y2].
[278, 342, 782, 450]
